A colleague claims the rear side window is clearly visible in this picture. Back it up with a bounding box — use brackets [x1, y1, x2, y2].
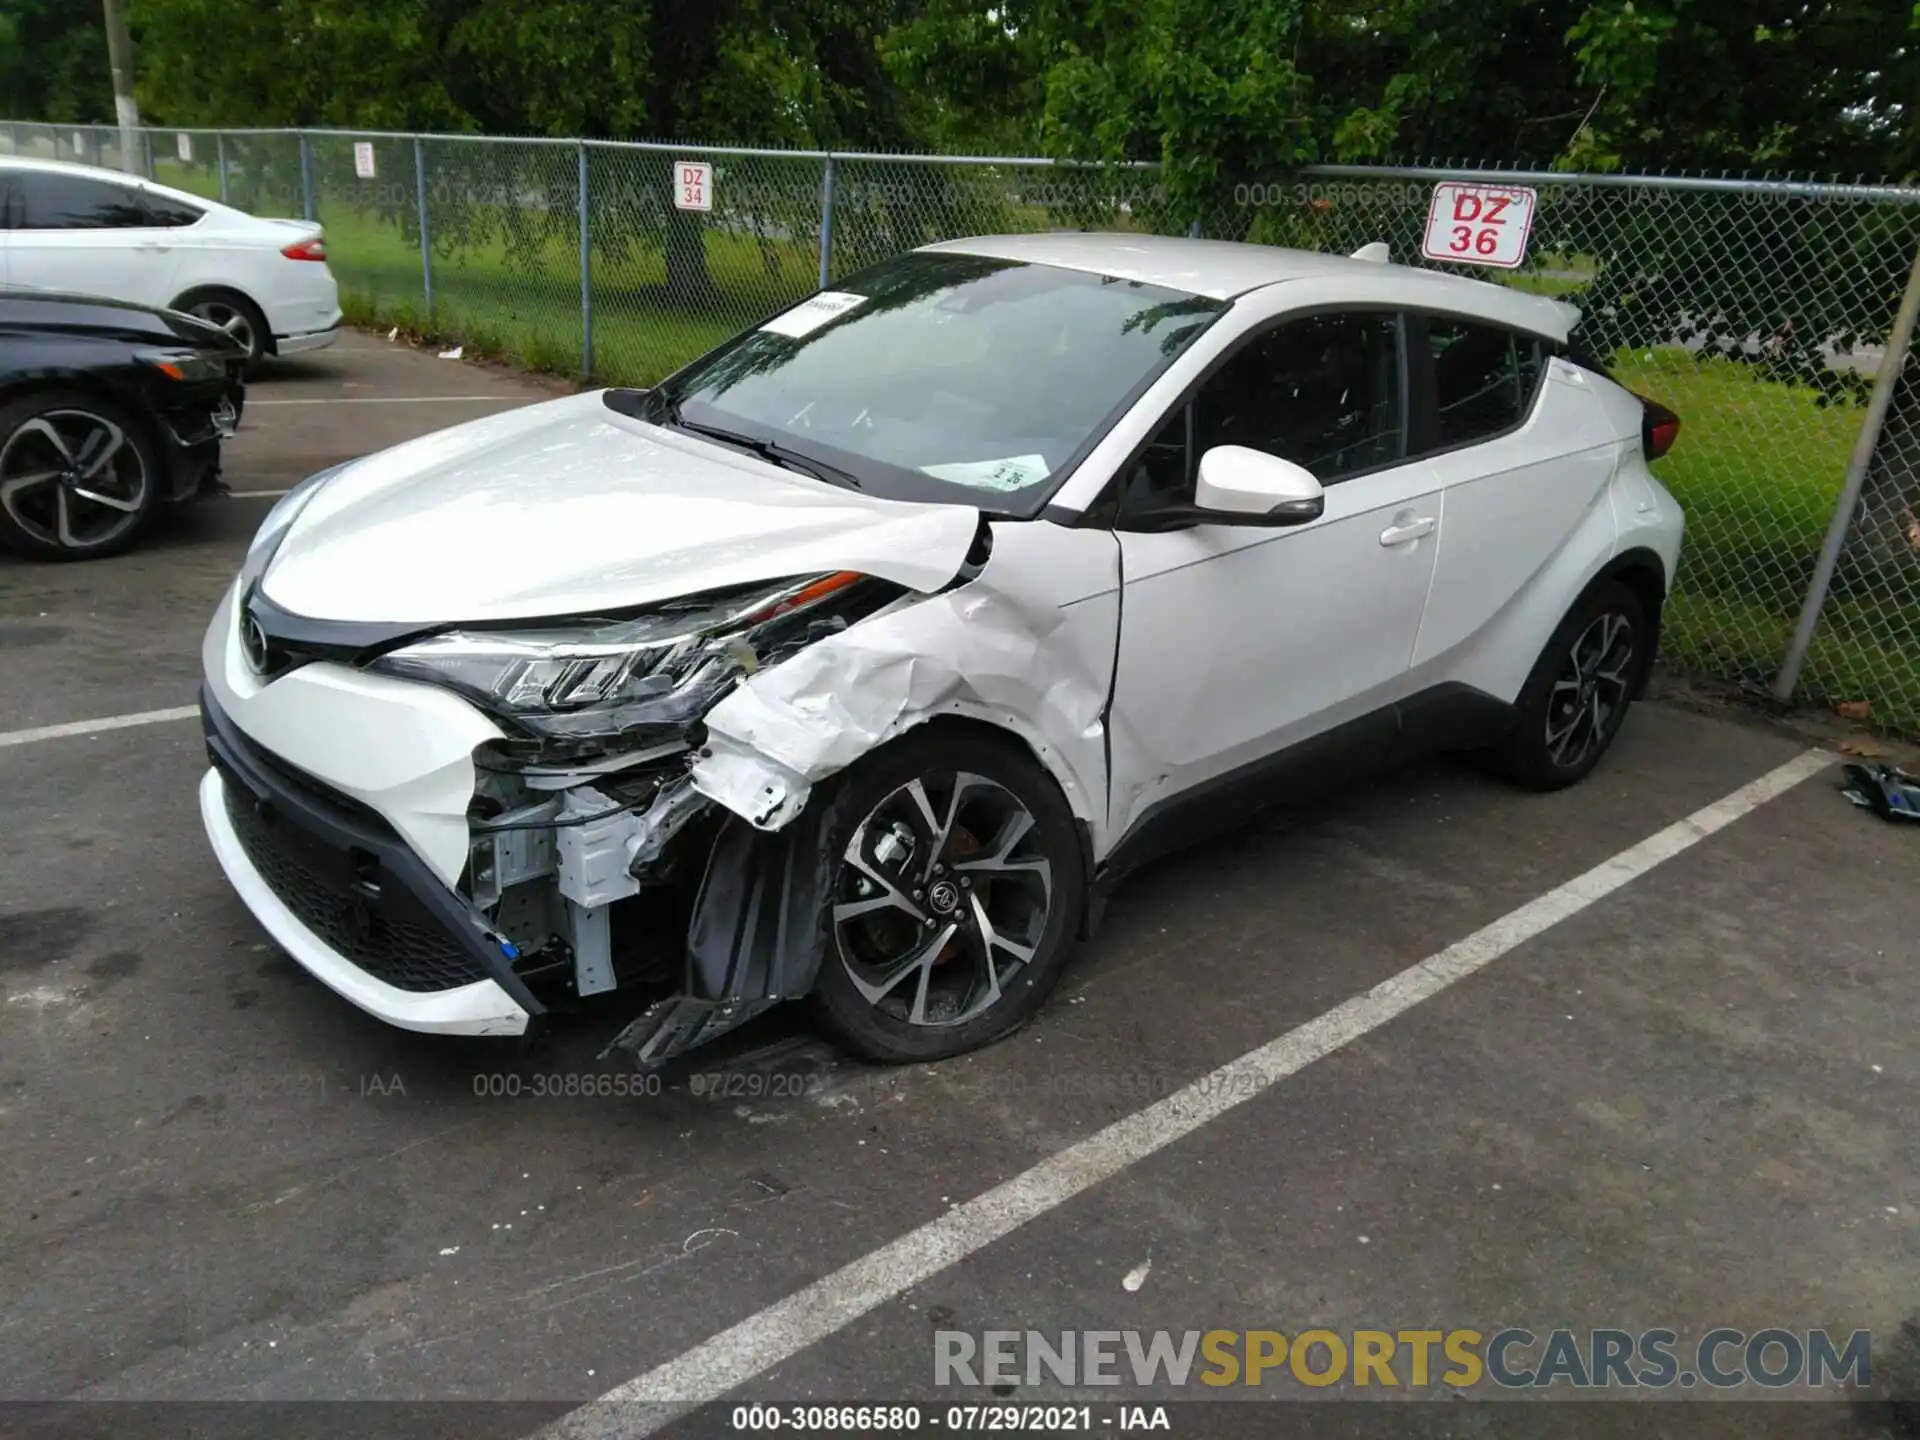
[141, 190, 204, 227]
[16, 171, 150, 229]
[1426, 318, 1545, 448]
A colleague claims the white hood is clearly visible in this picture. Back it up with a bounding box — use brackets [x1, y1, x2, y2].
[260, 391, 982, 624]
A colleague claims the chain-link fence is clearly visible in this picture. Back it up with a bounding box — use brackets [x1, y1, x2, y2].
[5, 120, 1919, 735]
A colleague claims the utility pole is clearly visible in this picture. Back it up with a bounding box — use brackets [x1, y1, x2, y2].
[101, 0, 144, 175]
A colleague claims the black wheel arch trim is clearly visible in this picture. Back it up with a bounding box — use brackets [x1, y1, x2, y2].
[1590, 547, 1667, 697]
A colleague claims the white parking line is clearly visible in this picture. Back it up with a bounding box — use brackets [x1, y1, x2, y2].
[246, 395, 527, 406]
[226, 489, 291, 499]
[541, 746, 1834, 1439]
[0, 705, 199, 749]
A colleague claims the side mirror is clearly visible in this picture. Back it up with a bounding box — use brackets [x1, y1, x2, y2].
[1194, 446, 1325, 526]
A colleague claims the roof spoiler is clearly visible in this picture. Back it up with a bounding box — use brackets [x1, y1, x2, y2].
[1349, 242, 1390, 263]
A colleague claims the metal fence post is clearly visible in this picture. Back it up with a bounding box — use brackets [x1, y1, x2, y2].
[414, 136, 434, 318]
[299, 132, 315, 221]
[818, 154, 837, 291]
[142, 128, 155, 179]
[216, 133, 228, 204]
[578, 142, 593, 378]
[1773, 238, 1920, 702]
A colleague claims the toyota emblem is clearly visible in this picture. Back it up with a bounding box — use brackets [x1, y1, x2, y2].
[241, 613, 270, 673]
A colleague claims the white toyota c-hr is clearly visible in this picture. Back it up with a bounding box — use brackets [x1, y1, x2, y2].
[197, 233, 1683, 1065]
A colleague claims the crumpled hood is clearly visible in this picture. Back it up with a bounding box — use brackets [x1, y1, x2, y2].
[260, 391, 981, 624]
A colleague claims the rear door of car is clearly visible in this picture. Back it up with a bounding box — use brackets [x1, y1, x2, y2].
[1407, 312, 1619, 668]
[6, 168, 183, 308]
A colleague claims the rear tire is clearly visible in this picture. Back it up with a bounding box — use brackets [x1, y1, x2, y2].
[0, 390, 162, 560]
[1488, 579, 1648, 791]
[810, 726, 1085, 1064]
[176, 289, 270, 372]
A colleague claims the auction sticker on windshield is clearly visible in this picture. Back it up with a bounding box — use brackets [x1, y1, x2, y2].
[760, 291, 867, 339]
[921, 453, 1051, 492]
[1421, 183, 1537, 269]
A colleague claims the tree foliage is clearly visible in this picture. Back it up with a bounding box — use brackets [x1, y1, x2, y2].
[0, 0, 112, 123]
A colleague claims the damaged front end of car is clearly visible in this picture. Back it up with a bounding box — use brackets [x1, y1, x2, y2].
[362, 568, 927, 1065]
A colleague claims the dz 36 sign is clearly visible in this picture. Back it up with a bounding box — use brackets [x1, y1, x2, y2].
[1421, 183, 1537, 269]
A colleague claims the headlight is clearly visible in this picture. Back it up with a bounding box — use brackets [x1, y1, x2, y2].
[138, 348, 230, 382]
[368, 571, 876, 744]
[240, 462, 346, 590]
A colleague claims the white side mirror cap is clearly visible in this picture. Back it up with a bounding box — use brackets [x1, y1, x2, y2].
[1195, 446, 1325, 526]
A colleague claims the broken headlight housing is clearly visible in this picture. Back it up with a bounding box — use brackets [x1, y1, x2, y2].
[368, 571, 893, 746]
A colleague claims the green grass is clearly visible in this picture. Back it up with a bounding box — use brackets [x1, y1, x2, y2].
[181, 176, 1916, 735]
[1607, 349, 1917, 734]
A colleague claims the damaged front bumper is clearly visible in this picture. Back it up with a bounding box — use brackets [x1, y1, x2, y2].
[199, 689, 538, 1036]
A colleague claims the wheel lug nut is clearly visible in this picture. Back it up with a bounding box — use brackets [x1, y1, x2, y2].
[912, 888, 923, 900]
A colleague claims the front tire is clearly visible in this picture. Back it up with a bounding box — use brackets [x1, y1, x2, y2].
[810, 726, 1085, 1063]
[1489, 579, 1648, 791]
[0, 391, 162, 560]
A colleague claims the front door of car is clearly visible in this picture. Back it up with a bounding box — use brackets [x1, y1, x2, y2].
[1106, 309, 1443, 845]
[7, 169, 181, 307]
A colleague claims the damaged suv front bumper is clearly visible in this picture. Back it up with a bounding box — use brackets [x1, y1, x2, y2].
[199, 689, 538, 1036]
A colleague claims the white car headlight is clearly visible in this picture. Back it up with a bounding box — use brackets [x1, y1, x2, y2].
[368, 571, 878, 745]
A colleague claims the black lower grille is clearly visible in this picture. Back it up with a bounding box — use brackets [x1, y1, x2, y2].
[223, 780, 487, 993]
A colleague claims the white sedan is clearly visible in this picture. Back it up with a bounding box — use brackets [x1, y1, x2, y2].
[197, 233, 1683, 1064]
[0, 156, 340, 368]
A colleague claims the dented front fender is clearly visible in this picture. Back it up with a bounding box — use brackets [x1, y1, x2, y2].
[688, 521, 1122, 856]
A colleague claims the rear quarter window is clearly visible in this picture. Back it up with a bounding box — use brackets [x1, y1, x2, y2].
[1426, 317, 1547, 449]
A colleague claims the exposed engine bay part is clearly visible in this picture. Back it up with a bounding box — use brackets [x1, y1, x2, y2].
[473, 523, 1117, 1067]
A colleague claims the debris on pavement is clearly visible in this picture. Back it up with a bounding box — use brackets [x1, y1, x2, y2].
[1840, 762, 1920, 823]
[1122, 1257, 1152, 1292]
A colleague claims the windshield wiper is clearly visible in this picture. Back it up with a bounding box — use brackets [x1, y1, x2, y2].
[669, 416, 864, 490]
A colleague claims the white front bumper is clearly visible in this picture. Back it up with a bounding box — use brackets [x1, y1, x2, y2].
[200, 768, 530, 1036]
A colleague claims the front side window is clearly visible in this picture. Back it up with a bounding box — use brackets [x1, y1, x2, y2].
[1194, 312, 1403, 480]
[635, 252, 1223, 515]
[1427, 318, 1544, 449]
[16, 172, 149, 230]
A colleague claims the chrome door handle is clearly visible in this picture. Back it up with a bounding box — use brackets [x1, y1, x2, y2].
[1379, 516, 1435, 546]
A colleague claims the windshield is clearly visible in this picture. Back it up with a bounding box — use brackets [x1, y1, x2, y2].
[634, 251, 1224, 515]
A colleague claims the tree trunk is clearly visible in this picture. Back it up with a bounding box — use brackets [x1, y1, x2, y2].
[664, 205, 715, 304]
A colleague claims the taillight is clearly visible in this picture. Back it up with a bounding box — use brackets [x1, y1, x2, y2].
[1638, 395, 1680, 460]
[281, 237, 327, 261]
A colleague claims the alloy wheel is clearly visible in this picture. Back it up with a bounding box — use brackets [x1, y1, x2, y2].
[0, 410, 150, 552]
[832, 771, 1054, 1029]
[1544, 610, 1636, 770]
[189, 299, 257, 358]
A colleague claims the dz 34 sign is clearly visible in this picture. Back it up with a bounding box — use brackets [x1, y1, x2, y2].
[1421, 183, 1537, 269]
